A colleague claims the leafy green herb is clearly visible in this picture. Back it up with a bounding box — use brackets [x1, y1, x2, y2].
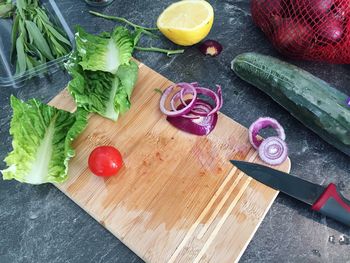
[46, 24, 72, 46]
[0, 0, 14, 18]
[10, 14, 20, 60]
[9, 0, 72, 75]
[15, 35, 26, 74]
[1, 96, 88, 184]
[25, 20, 54, 60]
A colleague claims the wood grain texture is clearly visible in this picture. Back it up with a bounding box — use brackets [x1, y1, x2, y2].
[49, 62, 291, 263]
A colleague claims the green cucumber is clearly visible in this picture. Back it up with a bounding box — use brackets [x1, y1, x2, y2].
[231, 52, 350, 157]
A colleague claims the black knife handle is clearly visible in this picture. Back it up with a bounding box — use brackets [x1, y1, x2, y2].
[311, 183, 350, 227]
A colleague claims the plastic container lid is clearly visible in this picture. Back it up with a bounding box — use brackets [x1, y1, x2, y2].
[0, 0, 74, 88]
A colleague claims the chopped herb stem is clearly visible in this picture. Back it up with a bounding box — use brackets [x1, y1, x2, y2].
[154, 88, 163, 95]
[135, 46, 185, 56]
[139, 29, 159, 39]
[89, 11, 158, 31]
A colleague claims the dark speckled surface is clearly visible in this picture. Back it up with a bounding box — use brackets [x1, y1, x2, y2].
[1, 1, 350, 262]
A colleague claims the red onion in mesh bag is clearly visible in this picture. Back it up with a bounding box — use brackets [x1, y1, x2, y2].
[316, 14, 344, 43]
[273, 19, 313, 55]
[251, 0, 350, 63]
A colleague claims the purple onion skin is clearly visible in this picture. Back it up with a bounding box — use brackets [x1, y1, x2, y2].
[317, 16, 344, 42]
[167, 113, 218, 136]
[346, 97, 350, 106]
[252, 0, 283, 22]
[198, 40, 223, 57]
[274, 20, 312, 51]
[333, 6, 347, 21]
[308, 0, 333, 16]
[167, 99, 218, 136]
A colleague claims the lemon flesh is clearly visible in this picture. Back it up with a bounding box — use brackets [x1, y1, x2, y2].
[157, 0, 214, 46]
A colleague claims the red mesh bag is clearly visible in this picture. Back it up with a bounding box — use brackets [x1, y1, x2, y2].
[251, 0, 350, 63]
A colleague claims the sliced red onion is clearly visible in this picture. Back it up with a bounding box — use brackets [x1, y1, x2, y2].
[170, 91, 198, 118]
[160, 83, 197, 117]
[197, 87, 222, 115]
[170, 91, 185, 111]
[249, 117, 286, 149]
[186, 100, 213, 117]
[179, 99, 210, 119]
[180, 86, 221, 116]
[167, 100, 218, 136]
[160, 82, 223, 136]
[346, 97, 350, 107]
[258, 136, 288, 166]
[170, 97, 200, 119]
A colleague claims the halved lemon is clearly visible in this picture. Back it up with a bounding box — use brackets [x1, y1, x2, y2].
[157, 0, 214, 46]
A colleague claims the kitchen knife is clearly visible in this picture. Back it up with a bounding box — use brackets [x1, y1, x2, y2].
[230, 160, 350, 227]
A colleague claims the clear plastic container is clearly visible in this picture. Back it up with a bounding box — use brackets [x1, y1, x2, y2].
[0, 0, 74, 88]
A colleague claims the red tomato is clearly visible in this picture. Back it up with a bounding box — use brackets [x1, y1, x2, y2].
[88, 146, 123, 177]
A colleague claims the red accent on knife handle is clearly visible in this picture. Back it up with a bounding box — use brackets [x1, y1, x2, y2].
[311, 183, 350, 226]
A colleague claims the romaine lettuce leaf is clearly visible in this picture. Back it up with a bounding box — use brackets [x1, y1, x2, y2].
[75, 26, 134, 74]
[1, 96, 88, 184]
[114, 61, 139, 114]
[66, 51, 138, 121]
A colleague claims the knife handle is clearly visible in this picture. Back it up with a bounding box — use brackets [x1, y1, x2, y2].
[311, 183, 350, 227]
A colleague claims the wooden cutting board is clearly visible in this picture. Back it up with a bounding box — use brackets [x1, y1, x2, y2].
[49, 62, 291, 263]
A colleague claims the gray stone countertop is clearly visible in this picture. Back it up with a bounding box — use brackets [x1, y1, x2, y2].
[0, 0, 349, 262]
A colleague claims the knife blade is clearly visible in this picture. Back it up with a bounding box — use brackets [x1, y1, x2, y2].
[230, 160, 350, 227]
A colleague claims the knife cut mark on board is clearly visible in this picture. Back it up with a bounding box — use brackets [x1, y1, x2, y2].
[193, 177, 253, 263]
[168, 150, 258, 263]
[196, 150, 259, 239]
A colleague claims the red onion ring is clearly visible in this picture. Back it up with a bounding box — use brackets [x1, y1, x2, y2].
[217, 85, 223, 109]
[160, 83, 197, 117]
[170, 90, 184, 111]
[170, 92, 200, 119]
[179, 100, 211, 119]
[249, 117, 286, 150]
[186, 100, 213, 117]
[197, 87, 222, 115]
[258, 136, 288, 166]
[180, 86, 221, 116]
